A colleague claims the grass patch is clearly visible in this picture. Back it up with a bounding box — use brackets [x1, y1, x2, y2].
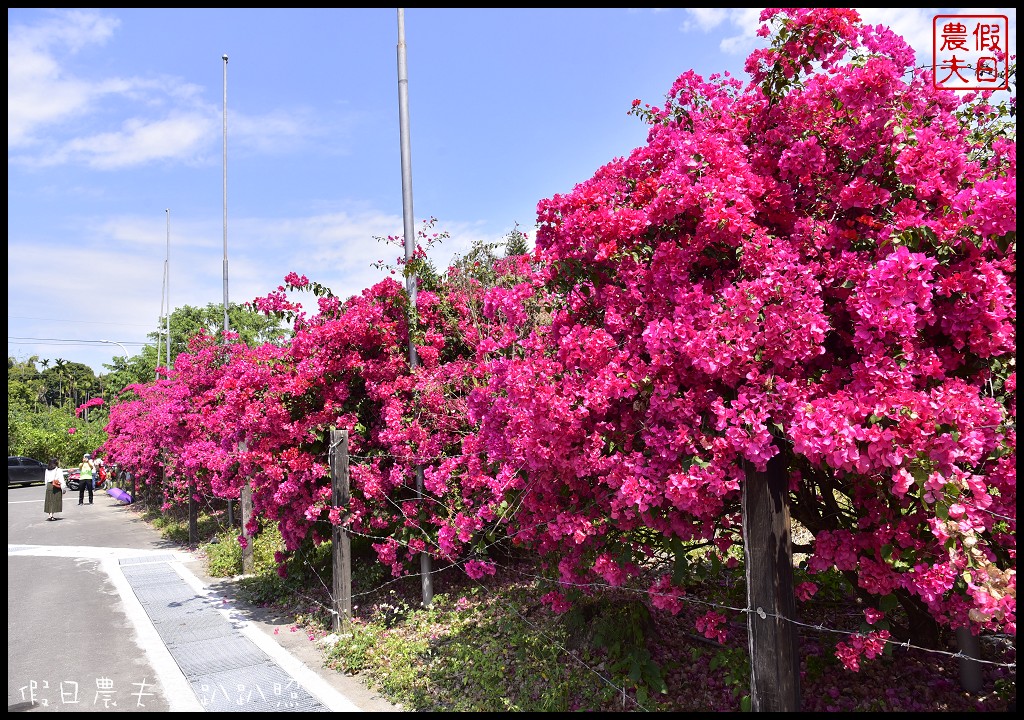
[139, 502, 223, 546]
[131, 500, 1017, 713]
[202, 523, 286, 578]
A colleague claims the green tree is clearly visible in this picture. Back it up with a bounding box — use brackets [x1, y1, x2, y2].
[8, 357, 42, 409]
[8, 357, 106, 463]
[153, 302, 289, 368]
[503, 222, 530, 257]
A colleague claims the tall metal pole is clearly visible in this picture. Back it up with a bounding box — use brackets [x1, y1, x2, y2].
[100, 339, 129, 361]
[222, 53, 230, 341]
[163, 208, 171, 376]
[397, 8, 432, 607]
[156, 215, 165, 382]
[166, 209, 171, 372]
[222, 53, 234, 527]
[397, 12, 416, 325]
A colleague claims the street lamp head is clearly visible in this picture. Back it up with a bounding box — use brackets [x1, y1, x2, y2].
[222, 54, 228, 62]
[100, 339, 130, 360]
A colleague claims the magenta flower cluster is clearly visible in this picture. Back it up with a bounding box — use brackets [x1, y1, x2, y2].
[100, 9, 1014, 672]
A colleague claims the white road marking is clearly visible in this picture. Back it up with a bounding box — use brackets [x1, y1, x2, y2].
[8, 544, 203, 711]
[8, 543, 364, 712]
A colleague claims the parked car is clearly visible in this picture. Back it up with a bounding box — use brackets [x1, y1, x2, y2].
[7, 456, 48, 487]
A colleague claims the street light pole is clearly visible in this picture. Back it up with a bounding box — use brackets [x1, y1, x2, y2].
[397, 7, 432, 608]
[101, 339, 130, 411]
[165, 208, 171, 372]
[222, 55, 234, 529]
[100, 339, 129, 361]
[222, 53, 230, 341]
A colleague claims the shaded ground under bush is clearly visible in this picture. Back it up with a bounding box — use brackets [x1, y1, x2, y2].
[143, 501, 1014, 712]
[236, 550, 1016, 712]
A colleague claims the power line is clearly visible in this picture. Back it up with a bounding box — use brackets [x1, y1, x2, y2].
[8, 336, 147, 347]
[7, 315, 154, 328]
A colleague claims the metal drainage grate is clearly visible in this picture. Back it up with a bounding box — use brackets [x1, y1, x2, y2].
[119, 555, 329, 712]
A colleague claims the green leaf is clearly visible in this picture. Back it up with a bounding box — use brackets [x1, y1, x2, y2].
[994, 230, 1015, 253]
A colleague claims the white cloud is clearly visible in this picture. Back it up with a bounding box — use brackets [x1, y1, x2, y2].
[7, 10, 118, 146]
[8, 9, 353, 170]
[35, 112, 216, 169]
[679, 8, 762, 55]
[857, 8, 936, 61]
[678, 7, 1017, 62]
[680, 8, 730, 33]
[6, 205, 508, 374]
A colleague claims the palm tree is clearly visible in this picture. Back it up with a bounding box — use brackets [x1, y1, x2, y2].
[53, 358, 68, 406]
[37, 358, 51, 409]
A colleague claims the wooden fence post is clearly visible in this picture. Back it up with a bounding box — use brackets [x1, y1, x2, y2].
[228, 440, 243, 528]
[158, 465, 165, 508]
[417, 465, 433, 607]
[956, 627, 983, 691]
[330, 428, 352, 632]
[188, 478, 197, 545]
[237, 440, 253, 574]
[742, 452, 801, 711]
[241, 483, 254, 574]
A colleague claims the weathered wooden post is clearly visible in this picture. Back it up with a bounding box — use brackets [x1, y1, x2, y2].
[238, 440, 254, 573]
[241, 483, 254, 573]
[956, 627, 983, 691]
[330, 428, 352, 632]
[742, 452, 801, 711]
[188, 478, 197, 545]
[227, 440, 241, 528]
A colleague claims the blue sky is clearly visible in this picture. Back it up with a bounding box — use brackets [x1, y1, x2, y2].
[8, 8, 1016, 373]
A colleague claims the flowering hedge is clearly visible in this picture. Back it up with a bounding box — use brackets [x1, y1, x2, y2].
[473, 8, 1015, 654]
[102, 8, 1015, 671]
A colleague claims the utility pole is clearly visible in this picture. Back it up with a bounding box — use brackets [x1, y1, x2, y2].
[157, 209, 170, 380]
[222, 53, 230, 340]
[165, 209, 171, 372]
[223, 53, 234, 528]
[397, 7, 432, 607]
[156, 229, 164, 383]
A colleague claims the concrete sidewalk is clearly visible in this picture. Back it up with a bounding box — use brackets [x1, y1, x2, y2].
[177, 548, 405, 712]
[7, 489, 403, 713]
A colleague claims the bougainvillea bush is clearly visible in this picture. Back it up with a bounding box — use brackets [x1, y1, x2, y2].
[469, 7, 1015, 661]
[105, 236, 544, 577]
[102, 7, 1014, 680]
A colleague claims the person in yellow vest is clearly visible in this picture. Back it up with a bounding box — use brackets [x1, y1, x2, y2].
[78, 453, 95, 505]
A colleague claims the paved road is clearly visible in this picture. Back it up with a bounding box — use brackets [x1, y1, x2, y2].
[7, 483, 403, 713]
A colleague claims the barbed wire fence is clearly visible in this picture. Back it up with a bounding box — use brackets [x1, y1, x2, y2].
[128, 439, 1016, 711]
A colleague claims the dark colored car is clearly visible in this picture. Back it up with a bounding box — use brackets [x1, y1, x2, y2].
[8, 456, 48, 487]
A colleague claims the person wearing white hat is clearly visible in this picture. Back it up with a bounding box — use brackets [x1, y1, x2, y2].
[78, 453, 95, 505]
